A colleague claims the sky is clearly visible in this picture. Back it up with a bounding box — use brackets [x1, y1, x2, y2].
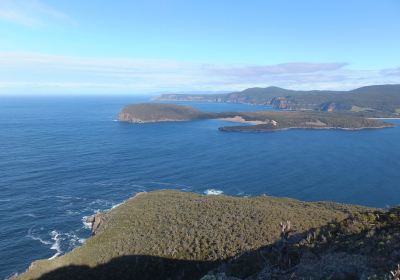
[0, 0, 400, 95]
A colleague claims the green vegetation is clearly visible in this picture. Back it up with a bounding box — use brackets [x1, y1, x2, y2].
[205, 207, 400, 279]
[351, 105, 373, 112]
[14, 190, 368, 280]
[118, 103, 203, 123]
[118, 103, 393, 131]
[218, 111, 393, 132]
[156, 84, 400, 117]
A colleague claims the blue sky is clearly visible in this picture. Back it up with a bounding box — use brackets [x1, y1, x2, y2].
[0, 0, 400, 94]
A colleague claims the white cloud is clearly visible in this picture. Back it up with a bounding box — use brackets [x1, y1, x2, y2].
[381, 67, 400, 77]
[0, 52, 399, 94]
[0, 0, 73, 27]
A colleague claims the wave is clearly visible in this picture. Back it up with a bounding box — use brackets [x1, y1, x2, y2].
[27, 226, 87, 262]
[24, 213, 37, 218]
[111, 202, 123, 209]
[204, 189, 223, 195]
[48, 230, 62, 260]
[27, 227, 52, 246]
[81, 215, 93, 230]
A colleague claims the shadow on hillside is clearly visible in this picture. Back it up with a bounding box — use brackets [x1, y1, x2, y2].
[35, 214, 399, 280]
[34, 231, 312, 280]
[36, 255, 222, 280]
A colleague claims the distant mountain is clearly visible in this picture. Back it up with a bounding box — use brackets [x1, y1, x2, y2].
[156, 84, 400, 117]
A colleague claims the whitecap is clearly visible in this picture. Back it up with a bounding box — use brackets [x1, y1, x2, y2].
[64, 232, 84, 248]
[204, 189, 223, 195]
[24, 213, 37, 218]
[111, 202, 123, 209]
[81, 215, 93, 230]
[5, 272, 19, 280]
[48, 230, 62, 260]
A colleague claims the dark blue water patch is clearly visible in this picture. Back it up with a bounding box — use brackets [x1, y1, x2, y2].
[0, 95, 399, 278]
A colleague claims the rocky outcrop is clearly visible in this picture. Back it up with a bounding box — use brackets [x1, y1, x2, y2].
[85, 212, 108, 235]
[319, 102, 353, 112]
[270, 97, 291, 109]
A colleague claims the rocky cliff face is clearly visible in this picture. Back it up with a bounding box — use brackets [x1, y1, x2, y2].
[84, 212, 108, 235]
[270, 97, 290, 109]
[319, 102, 353, 112]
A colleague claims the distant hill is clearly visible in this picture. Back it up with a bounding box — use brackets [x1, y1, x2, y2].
[118, 103, 203, 123]
[156, 84, 400, 117]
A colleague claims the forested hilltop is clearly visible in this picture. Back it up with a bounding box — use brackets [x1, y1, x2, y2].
[156, 84, 400, 117]
[13, 191, 400, 280]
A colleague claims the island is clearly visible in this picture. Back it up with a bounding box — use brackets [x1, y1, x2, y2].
[13, 190, 400, 280]
[118, 103, 204, 123]
[156, 84, 400, 118]
[118, 103, 394, 131]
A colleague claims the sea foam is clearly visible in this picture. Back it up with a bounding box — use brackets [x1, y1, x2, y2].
[48, 230, 62, 260]
[204, 189, 223, 195]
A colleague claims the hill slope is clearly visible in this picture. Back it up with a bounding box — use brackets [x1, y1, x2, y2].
[118, 103, 203, 123]
[13, 190, 368, 280]
[156, 84, 400, 117]
[117, 103, 393, 131]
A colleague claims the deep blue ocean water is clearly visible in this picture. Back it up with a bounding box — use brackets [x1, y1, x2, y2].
[1, 95, 400, 279]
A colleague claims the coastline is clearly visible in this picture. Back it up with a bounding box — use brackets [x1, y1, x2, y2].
[217, 116, 268, 125]
[368, 117, 400, 120]
[219, 124, 394, 132]
[13, 190, 372, 280]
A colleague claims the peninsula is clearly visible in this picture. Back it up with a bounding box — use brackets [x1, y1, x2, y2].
[13, 190, 400, 279]
[118, 103, 394, 131]
[156, 84, 400, 118]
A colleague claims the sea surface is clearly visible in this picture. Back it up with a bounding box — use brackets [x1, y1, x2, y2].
[1, 95, 400, 279]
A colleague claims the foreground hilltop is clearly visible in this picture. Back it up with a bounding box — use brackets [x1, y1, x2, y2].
[156, 84, 400, 117]
[117, 103, 393, 131]
[14, 190, 371, 280]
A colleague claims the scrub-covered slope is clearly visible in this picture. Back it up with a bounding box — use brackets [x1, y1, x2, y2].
[14, 190, 367, 280]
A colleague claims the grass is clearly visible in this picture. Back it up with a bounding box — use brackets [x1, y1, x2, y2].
[351, 105, 373, 112]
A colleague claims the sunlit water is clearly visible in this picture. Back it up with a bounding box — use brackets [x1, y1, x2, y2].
[1, 95, 399, 279]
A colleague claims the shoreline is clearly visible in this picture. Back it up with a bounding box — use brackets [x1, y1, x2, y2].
[219, 124, 394, 132]
[217, 116, 268, 125]
[368, 117, 400, 120]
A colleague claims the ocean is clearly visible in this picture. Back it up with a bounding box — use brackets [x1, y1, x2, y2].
[1, 95, 399, 279]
